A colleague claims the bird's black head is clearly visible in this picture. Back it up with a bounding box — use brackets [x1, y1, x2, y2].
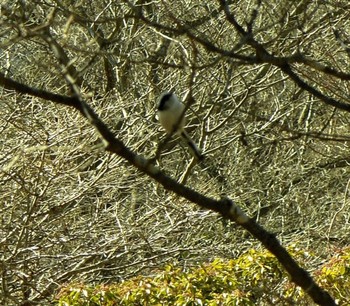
[157, 92, 173, 111]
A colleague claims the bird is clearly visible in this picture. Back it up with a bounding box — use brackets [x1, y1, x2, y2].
[157, 92, 204, 161]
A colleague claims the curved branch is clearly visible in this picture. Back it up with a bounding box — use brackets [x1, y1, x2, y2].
[280, 64, 350, 112]
[0, 72, 81, 110]
[0, 73, 336, 306]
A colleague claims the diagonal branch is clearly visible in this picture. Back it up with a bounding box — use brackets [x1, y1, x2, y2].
[0, 72, 80, 110]
[280, 64, 350, 112]
[0, 72, 337, 306]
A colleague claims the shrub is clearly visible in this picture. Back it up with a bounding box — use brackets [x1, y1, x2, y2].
[57, 245, 349, 305]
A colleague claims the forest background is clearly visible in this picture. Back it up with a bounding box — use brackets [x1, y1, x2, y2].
[1, 0, 350, 305]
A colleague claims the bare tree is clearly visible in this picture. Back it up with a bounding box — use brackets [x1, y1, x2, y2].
[1, 0, 350, 305]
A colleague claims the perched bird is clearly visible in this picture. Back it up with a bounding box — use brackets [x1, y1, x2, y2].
[157, 92, 203, 160]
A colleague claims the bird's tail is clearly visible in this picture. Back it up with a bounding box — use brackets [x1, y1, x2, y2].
[180, 130, 204, 161]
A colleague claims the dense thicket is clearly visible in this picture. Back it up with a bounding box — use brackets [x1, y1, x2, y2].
[0, 1, 349, 304]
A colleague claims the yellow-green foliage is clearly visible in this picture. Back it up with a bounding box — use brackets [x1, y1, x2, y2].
[316, 246, 350, 305]
[57, 246, 350, 305]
